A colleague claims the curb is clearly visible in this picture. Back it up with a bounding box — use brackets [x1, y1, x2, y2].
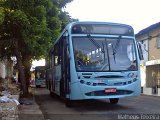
[141, 93, 160, 97]
[18, 87, 45, 120]
[18, 101, 45, 120]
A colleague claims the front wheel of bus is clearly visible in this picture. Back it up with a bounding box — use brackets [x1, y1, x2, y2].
[65, 99, 74, 107]
[109, 98, 119, 104]
[50, 91, 55, 98]
[36, 85, 41, 88]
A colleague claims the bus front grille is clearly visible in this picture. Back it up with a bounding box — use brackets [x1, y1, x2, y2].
[85, 90, 133, 96]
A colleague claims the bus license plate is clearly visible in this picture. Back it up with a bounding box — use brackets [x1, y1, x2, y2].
[105, 88, 117, 93]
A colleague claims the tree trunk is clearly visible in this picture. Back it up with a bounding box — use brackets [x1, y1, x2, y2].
[22, 55, 32, 88]
[24, 63, 31, 87]
[14, 40, 28, 97]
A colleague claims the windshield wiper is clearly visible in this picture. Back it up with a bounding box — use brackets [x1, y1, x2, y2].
[112, 35, 122, 64]
[87, 34, 104, 53]
[104, 38, 111, 71]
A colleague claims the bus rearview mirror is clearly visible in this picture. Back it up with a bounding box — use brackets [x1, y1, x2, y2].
[137, 42, 144, 60]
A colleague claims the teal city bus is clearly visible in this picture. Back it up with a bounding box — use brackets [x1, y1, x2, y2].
[35, 66, 46, 88]
[46, 22, 143, 107]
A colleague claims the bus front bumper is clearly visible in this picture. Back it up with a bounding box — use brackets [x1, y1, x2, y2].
[70, 80, 141, 100]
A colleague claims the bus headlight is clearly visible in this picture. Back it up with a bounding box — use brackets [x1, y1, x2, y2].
[128, 73, 135, 78]
[80, 80, 85, 84]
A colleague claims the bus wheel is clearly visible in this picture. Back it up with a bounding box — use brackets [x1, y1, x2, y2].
[36, 85, 41, 88]
[50, 92, 55, 97]
[65, 99, 74, 107]
[109, 98, 119, 104]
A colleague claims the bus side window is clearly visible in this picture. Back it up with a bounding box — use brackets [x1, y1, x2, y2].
[54, 42, 61, 66]
[37, 72, 40, 78]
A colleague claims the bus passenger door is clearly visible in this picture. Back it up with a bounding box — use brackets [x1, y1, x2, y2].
[53, 42, 61, 95]
[60, 33, 70, 98]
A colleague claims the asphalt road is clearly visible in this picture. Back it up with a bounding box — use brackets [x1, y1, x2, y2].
[35, 88, 160, 120]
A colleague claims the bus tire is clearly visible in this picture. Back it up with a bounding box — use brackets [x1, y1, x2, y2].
[50, 91, 55, 97]
[36, 85, 41, 88]
[109, 98, 119, 104]
[65, 99, 74, 107]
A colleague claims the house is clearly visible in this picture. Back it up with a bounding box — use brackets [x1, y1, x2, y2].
[136, 22, 160, 96]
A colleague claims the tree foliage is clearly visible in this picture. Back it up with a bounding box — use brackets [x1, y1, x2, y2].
[0, 0, 74, 96]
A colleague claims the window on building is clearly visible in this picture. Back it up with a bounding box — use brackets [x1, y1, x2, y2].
[156, 35, 160, 49]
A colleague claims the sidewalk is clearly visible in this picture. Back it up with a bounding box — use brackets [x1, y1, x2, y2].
[18, 87, 45, 120]
[0, 79, 44, 120]
[0, 95, 19, 120]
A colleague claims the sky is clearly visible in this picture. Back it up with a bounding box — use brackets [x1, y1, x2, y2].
[65, 0, 160, 34]
[32, 59, 45, 69]
[33, 0, 160, 67]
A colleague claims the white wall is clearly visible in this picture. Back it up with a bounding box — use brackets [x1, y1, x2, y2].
[143, 88, 152, 95]
[0, 61, 6, 78]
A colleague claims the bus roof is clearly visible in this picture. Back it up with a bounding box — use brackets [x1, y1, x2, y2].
[50, 21, 134, 52]
[65, 21, 133, 30]
[35, 66, 45, 70]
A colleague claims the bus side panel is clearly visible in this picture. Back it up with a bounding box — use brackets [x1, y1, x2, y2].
[46, 69, 49, 89]
[51, 68, 55, 92]
[46, 69, 52, 91]
[54, 65, 61, 95]
[46, 68, 57, 93]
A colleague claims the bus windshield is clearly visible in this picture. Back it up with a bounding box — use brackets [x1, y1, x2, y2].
[72, 36, 137, 72]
